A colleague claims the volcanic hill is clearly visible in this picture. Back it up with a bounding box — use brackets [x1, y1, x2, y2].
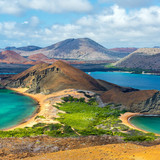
[19, 38, 119, 61]
[0, 50, 28, 64]
[28, 53, 56, 64]
[115, 48, 160, 71]
[109, 47, 137, 58]
[5, 45, 42, 51]
[4, 60, 137, 94]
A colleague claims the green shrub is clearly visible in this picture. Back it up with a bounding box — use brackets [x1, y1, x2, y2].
[35, 115, 45, 119]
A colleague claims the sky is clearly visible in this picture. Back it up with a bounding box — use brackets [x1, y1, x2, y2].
[1, 0, 160, 48]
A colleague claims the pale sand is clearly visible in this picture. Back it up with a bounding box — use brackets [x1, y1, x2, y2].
[6, 88, 89, 130]
[120, 112, 143, 130]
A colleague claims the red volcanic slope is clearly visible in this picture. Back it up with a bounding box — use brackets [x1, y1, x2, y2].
[109, 48, 137, 53]
[28, 53, 49, 61]
[0, 50, 27, 64]
[28, 53, 56, 64]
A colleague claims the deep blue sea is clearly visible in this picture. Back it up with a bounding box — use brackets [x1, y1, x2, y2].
[89, 71, 160, 90]
[0, 89, 37, 130]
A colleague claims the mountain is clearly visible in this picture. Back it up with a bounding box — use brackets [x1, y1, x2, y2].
[115, 48, 160, 71]
[5, 46, 41, 51]
[0, 50, 28, 64]
[5, 61, 106, 93]
[4, 60, 138, 94]
[19, 38, 119, 61]
[16, 45, 42, 51]
[5, 46, 16, 50]
[109, 47, 137, 58]
[0, 51, 57, 65]
[28, 53, 56, 64]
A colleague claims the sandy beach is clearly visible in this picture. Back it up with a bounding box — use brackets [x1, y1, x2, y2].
[6, 87, 58, 130]
[120, 112, 142, 130]
[6, 88, 90, 130]
[120, 112, 160, 136]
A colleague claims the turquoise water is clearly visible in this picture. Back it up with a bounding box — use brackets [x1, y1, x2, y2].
[89, 71, 160, 134]
[89, 72, 160, 90]
[130, 116, 160, 134]
[0, 89, 37, 130]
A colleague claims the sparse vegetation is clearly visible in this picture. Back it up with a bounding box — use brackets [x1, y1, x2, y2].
[0, 123, 77, 138]
[57, 96, 157, 141]
[0, 96, 156, 142]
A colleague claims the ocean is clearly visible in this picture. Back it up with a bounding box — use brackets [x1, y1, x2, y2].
[89, 71, 160, 90]
[0, 89, 37, 130]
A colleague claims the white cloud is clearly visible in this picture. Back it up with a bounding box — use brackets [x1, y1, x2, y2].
[2, 5, 160, 48]
[0, 0, 22, 15]
[21, 0, 92, 13]
[0, 0, 92, 15]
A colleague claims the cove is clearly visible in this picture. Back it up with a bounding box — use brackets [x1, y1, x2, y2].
[0, 89, 37, 130]
[89, 71, 160, 134]
[89, 71, 160, 90]
[129, 116, 160, 134]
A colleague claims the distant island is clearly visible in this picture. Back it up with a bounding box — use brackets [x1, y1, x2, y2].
[1, 38, 160, 76]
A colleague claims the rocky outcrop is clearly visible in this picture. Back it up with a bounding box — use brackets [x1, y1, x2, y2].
[101, 88, 160, 114]
[115, 48, 160, 71]
[131, 91, 160, 114]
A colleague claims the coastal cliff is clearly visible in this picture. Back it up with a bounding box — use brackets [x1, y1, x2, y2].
[101, 89, 160, 114]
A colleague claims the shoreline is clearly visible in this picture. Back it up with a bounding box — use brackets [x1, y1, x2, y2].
[5, 88, 44, 130]
[5, 87, 62, 130]
[120, 112, 160, 136]
[119, 112, 144, 131]
[3, 88, 89, 131]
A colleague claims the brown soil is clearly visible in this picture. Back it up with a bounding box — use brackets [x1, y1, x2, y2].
[0, 135, 123, 160]
[101, 88, 157, 106]
[23, 143, 160, 160]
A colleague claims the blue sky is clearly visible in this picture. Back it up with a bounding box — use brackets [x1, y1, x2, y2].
[1, 0, 160, 48]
